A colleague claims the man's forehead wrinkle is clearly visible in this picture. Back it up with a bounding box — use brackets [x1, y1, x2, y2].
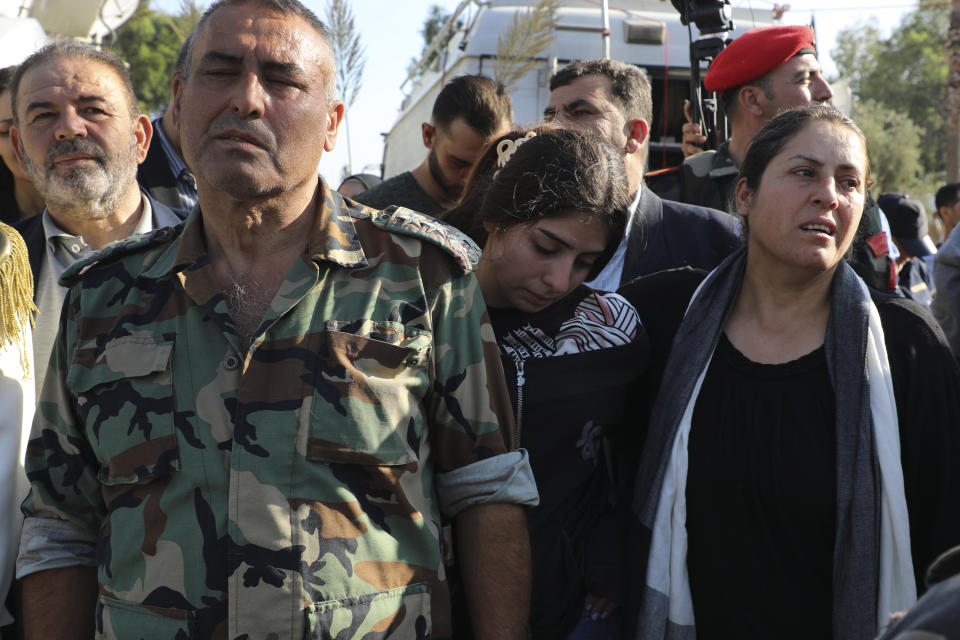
[20, 66, 122, 108]
[203, 16, 325, 78]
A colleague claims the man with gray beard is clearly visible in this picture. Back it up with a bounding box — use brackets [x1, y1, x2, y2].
[11, 42, 186, 392]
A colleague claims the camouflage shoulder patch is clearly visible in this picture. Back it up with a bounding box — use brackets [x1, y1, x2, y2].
[372, 206, 482, 275]
[60, 225, 179, 287]
[683, 150, 717, 178]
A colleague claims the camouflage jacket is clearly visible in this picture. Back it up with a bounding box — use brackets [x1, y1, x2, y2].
[21, 185, 535, 639]
[645, 141, 739, 215]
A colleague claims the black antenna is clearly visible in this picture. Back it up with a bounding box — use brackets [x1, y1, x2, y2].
[670, 0, 735, 150]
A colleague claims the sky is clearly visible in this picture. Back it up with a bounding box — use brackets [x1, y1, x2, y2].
[152, 0, 916, 186]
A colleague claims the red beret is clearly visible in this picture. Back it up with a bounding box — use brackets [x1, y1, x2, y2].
[704, 25, 816, 92]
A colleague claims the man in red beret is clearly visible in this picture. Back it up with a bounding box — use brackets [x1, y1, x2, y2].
[647, 24, 831, 213]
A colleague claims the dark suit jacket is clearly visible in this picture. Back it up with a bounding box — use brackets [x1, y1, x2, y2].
[137, 118, 194, 211]
[621, 187, 741, 285]
[15, 192, 187, 300]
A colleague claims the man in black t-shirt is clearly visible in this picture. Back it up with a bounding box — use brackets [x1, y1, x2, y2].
[357, 75, 512, 216]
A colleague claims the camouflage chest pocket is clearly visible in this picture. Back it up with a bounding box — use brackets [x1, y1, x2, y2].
[307, 583, 430, 639]
[96, 594, 194, 639]
[308, 321, 432, 466]
[67, 335, 180, 486]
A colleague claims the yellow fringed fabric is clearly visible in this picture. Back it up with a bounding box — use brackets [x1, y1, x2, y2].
[0, 222, 37, 376]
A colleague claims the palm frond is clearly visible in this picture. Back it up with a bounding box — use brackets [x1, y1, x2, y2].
[325, 0, 366, 107]
[493, 0, 562, 91]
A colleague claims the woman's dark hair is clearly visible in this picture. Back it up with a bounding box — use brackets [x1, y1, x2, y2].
[442, 126, 631, 280]
[738, 104, 870, 194]
[0, 66, 16, 93]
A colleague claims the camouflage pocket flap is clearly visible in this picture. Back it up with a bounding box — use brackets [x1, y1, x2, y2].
[307, 583, 430, 639]
[69, 335, 174, 393]
[96, 594, 194, 639]
[324, 320, 432, 368]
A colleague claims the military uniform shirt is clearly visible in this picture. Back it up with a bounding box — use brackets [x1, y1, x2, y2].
[20, 185, 536, 640]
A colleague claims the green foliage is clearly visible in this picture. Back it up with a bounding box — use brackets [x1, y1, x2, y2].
[493, 0, 561, 91]
[408, 5, 463, 80]
[325, 0, 366, 107]
[422, 4, 449, 48]
[831, 2, 949, 186]
[851, 99, 937, 200]
[109, 1, 201, 116]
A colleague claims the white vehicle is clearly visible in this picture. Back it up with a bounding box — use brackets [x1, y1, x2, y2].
[382, 0, 779, 178]
[0, 0, 138, 67]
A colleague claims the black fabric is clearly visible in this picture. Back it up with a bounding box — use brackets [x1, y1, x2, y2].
[12, 211, 42, 295]
[14, 192, 188, 302]
[489, 286, 650, 639]
[620, 189, 740, 285]
[878, 572, 960, 639]
[618, 269, 960, 637]
[616, 268, 707, 465]
[686, 334, 836, 639]
[354, 171, 444, 218]
[898, 258, 934, 308]
[136, 119, 184, 211]
[0, 164, 23, 224]
[0, 578, 22, 640]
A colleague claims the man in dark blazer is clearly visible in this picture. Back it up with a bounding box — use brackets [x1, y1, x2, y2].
[10, 43, 186, 393]
[545, 59, 739, 290]
[137, 35, 197, 211]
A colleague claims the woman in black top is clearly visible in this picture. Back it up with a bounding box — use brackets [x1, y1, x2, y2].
[444, 128, 644, 639]
[625, 105, 960, 640]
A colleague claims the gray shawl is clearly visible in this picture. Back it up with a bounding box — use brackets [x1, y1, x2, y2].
[633, 248, 915, 639]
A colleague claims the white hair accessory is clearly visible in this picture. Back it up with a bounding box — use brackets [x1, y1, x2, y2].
[496, 131, 537, 171]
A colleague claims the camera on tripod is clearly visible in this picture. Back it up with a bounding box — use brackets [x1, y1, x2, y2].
[671, 0, 736, 149]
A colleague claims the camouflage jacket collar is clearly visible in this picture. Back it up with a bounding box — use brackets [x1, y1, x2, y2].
[145, 180, 371, 280]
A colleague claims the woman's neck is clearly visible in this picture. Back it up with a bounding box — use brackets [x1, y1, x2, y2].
[724, 256, 836, 364]
[14, 177, 44, 218]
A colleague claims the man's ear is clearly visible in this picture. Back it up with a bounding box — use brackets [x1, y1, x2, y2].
[734, 176, 753, 217]
[738, 85, 766, 117]
[134, 115, 152, 164]
[322, 100, 345, 152]
[171, 73, 186, 129]
[169, 73, 184, 126]
[625, 118, 649, 155]
[421, 122, 436, 150]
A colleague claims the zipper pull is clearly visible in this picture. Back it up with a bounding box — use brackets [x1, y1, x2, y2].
[515, 358, 525, 386]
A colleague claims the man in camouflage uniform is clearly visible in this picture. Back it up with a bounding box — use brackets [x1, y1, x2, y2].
[16, 1, 538, 639]
[646, 24, 897, 292]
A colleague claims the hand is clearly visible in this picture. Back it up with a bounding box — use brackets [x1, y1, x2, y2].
[584, 593, 619, 622]
[681, 99, 707, 158]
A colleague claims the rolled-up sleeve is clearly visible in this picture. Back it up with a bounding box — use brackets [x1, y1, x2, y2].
[436, 449, 539, 518]
[16, 516, 97, 578]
